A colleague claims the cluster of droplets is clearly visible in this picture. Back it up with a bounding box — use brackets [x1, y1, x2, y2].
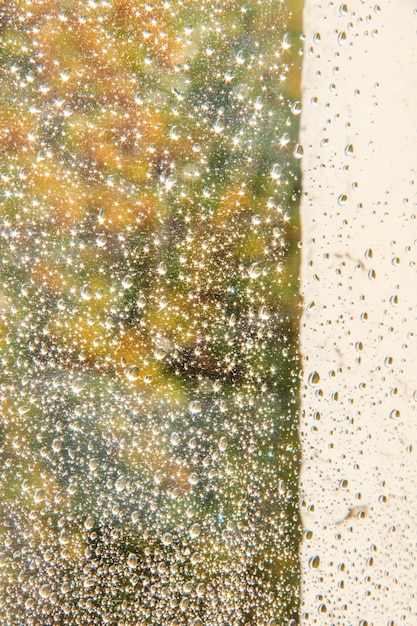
[0, 0, 302, 623]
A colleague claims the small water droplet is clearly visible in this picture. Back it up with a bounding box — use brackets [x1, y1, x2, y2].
[59, 68, 71, 83]
[80, 284, 93, 301]
[162, 532, 173, 546]
[368, 269, 376, 280]
[338, 31, 347, 45]
[189, 400, 201, 414]
[39, 584, 51, 598]
[171, 433, 180, 446]
[115, 475, 127, 492]
[71, 378, 83, 394]
[248, 262, 261, 279]
[219, 437, 227, 451]
[308, 555, 320, 569]
[189, 523, 201, 539]
[291, 100, 302, 115]
[308, 371, 320, 387]
[122, 275, 133, 289]
[96, 233, 107, 247]
[127, 553, 138, 569]
[293, 143, 304, 159]
[125, 365, 140, 381]
[137, 295, 146, 309]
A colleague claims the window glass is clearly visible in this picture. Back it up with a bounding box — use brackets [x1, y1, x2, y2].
[0, 1, 302, 623]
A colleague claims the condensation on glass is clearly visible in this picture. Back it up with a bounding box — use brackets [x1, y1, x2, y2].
[300, 1, 417, 624]
[0, 1, 302, 624]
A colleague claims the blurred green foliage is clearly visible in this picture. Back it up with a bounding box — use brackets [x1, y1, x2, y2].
[0, 0, 302, 624]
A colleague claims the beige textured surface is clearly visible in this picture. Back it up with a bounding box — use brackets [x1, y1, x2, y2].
[299, 1, 417, 623]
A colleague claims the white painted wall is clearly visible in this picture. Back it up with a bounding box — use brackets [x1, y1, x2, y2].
[299, 1, 417, 623]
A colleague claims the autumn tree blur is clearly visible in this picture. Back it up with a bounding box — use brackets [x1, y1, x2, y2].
[0, 0, 302, 623]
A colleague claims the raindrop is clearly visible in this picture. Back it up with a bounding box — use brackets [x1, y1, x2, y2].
[308, 555, 320, 569]
[189, 524, 201, 539]
[125, 365, 140, 381]
[115, 475, 127, 492]
[248, 262, 261, 279]
[308, 371, 320, 387]
[162, 533, 173, 546]
[39, 584, 51, 599]
[291, 101, 302, 115]
[71, 378, 84, 394]
[80, 284, 93, 301]
[127, 553, 138, 569]
[189, 401, 202, 414]
[170, 433, 180, 446]
[293, 143, 304, 159]
[60, 68, 71, 82]
[137, 295, 146, 309]
[338, 31, 347, 45]
[219, 436, 228, 451]
[122, 275, 133, 289]
[96, 234, 107, 247]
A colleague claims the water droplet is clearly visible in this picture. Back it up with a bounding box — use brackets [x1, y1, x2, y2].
[338, 31, 347, 45]
[259, 306, 270, 321]
[308, 371, 320, 387]
[115, 475, 127, 492]
[189, 400, 201, 414]
[345, 143, 354, 156]
[96, 233, 107, 247]
[60, 68, 71, 82]
[169, 126, 180, 141]
[34, 489, 44, 503]
[125, 365, 140, 381]
[189, 473, 199, 486]
[137, 295, 146, 309]
[389, 409, 400, 419]
[71, 378, 83, 394]
[52, 439, 62, 452]
[291, 100, 302, 115]
[249, 262, 261, 279]
[157, 262, 167, 275]
[80, 284, 93, 301]
[219, 436, 227, 451]
[170, 433, 180, 446]
[337, 194, 348, 206]
[40, 584, 51, 598]
[293, 143, 304, 159]
[122, 275, 133, 289]
[189, 524, 201, 539]
[308, 555, 320, 569]
[162, 532, 173, 546]
[127, 553, 138, 569]
[270, 163, 282, 181]
[154, 347, 166, 360]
